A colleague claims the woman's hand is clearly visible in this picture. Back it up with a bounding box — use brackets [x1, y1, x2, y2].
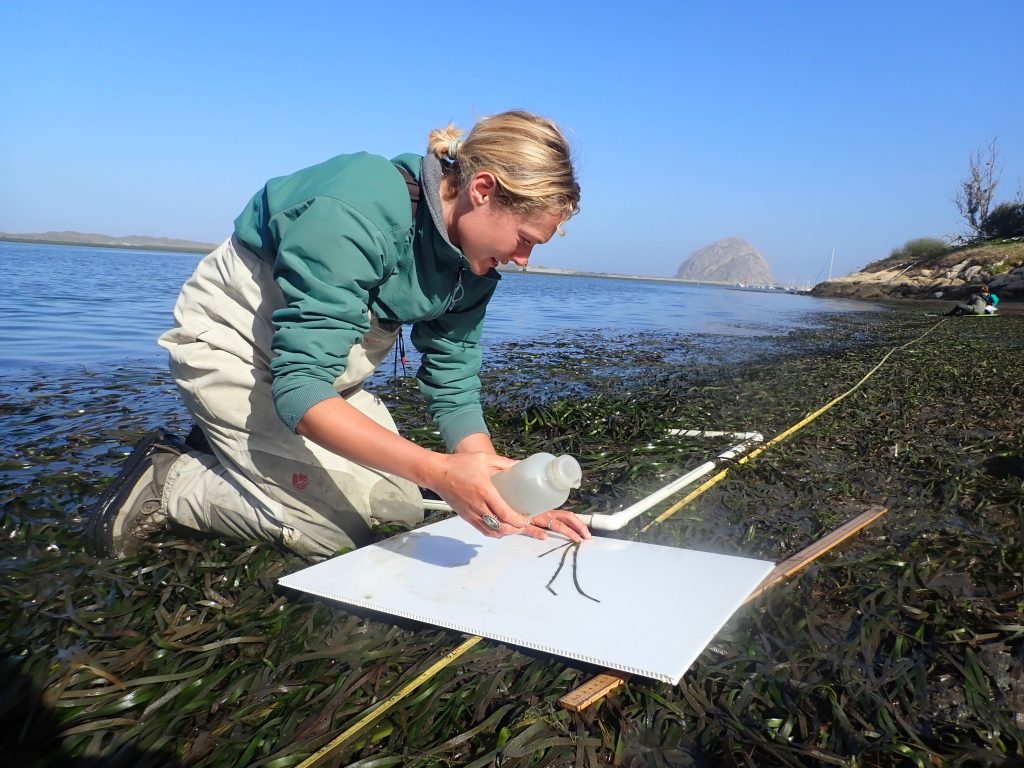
[295, 406, 587, 544]
[426, 451, 534, 538]
[424, 450, 591, 544]
[298, 405, 530, 538]
[525, 509, 592, 544]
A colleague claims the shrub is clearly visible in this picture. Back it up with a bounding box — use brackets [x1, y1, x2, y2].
[888, 237, 953, 262]
[981, 202, 1024, 239]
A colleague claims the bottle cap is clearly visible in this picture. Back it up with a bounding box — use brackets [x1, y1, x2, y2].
[549, 455, 582, 489]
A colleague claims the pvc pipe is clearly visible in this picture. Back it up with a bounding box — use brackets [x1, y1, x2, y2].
[667, 429, 763, 440]
[423, 498, 453, 511]
[579, 434, 763, 531]
[420, 429, 765, 529]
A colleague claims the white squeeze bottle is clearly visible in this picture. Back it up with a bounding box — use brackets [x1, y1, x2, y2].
[490, 453, 582, 517]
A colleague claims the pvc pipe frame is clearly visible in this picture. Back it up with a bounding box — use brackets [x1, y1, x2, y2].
[421, 429, 765, 532]
[581, 430, 763, 531]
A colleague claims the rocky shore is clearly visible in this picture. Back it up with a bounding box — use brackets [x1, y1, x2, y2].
[810, 239, 1024, 304]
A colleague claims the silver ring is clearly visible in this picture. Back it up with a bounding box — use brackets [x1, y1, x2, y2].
[482, 515, 501, 531]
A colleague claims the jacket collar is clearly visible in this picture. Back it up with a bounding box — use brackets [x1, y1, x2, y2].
[421, 153, 499, 281]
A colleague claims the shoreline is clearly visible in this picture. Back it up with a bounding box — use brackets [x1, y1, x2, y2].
[841, 293, 1024, 315]
[0, 235, 214, 254]
[0, 236, 799, 287]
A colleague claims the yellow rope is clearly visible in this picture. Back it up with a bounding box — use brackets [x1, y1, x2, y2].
[639, 317, 946, 532]
[296, 635, 483, 767]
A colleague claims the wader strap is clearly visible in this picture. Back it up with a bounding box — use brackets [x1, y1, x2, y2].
[394, 165, 420, 219]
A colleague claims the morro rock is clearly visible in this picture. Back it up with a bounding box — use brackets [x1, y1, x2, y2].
[674, 237, 773, 284]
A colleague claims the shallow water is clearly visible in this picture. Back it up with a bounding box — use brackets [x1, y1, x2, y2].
[0, 241, 877, 371]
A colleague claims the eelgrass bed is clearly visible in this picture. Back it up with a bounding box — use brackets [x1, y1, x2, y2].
[2, 309, 1022, 767]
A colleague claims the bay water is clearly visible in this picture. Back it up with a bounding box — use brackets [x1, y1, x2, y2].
[0, 241, 875, 371]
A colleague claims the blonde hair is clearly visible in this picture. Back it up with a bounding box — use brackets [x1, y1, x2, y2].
[427, 110, 580, 225]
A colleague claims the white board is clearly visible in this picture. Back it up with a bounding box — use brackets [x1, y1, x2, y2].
[279, 517, 774, 683]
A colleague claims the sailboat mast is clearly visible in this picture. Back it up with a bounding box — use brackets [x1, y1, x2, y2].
[827, 248, 835, 281]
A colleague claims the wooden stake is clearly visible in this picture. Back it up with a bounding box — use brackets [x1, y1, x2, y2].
[557, 505, 887, 712]
[742, 505, 887, 603]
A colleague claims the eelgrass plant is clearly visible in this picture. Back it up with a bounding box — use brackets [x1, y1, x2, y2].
[2, 309, 1022, 766]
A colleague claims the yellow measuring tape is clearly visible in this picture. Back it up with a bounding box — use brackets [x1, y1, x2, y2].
[640, 317, 946, 532]
[296, 635, 482, 767]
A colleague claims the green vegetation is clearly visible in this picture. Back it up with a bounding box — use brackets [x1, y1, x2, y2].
[861, 237, 1024, 277]
[981, 201, 1024, 240]
[862, 237, 958, 273]
[2, 312, 1023, 766]
[886, 237, 953, 264]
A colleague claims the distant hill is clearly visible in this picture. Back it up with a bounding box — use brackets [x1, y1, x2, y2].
[0, 230, 218, 253]
[674, 237, 774, 284]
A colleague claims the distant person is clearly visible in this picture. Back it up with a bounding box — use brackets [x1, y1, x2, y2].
[88, 110, 591, 560]
[944, 285, 998, 316]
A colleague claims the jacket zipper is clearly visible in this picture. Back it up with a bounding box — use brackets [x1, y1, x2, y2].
[447, 266, 465, 311]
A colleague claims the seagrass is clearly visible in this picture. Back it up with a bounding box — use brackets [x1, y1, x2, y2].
[1, 308, 1022, 766]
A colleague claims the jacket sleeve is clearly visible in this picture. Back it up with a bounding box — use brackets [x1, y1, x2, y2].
[411, 278, 497, 451]
[268, 196, 391, 431]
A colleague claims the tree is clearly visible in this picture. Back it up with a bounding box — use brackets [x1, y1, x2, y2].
[981, 201, 1024, 239]
[953, 139, 1001, 241]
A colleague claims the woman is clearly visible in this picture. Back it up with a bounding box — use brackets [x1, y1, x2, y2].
[89, 110, 590, 560]
[944, 285, 998, 316]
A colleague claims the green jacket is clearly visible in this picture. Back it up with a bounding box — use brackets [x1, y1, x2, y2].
[234, 151, 498, 450]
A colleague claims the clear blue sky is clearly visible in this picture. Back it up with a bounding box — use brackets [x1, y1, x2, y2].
[2, 1, 1021, 283]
